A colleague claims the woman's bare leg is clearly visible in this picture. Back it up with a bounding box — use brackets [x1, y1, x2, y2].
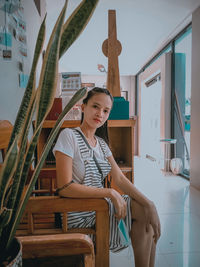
[149, 240, 156, 267]
[130, 199, 156, 267]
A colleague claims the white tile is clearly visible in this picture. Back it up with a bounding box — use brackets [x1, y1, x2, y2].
[157, 213, 200, 254]
[110, 157, 200, 266]
[110, 247, 171, 267]
[164, 252, 200, 267]
[155, 253, 170, 267]
[188, 186, 200, 218]
[110, 247, 134, 267]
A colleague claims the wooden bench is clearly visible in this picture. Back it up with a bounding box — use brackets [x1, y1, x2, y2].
[0, 120, 110, 266]
[17, 196, 109, 267]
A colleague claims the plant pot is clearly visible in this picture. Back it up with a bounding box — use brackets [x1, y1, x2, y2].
[1, 238, 22, 267]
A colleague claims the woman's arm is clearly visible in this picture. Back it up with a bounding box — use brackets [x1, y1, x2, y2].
[108, 155, 161, 238]
[55, 151, 126, 217]
[108, 155, 153, 206]
[55, 151, 127, 218]
[55, 150, 111, 198]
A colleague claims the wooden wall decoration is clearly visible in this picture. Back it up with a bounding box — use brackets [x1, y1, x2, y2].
[102, 10, 122, 97]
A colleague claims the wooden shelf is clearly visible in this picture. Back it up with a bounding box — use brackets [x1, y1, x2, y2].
[41, 120, 80, 128]
[108, 119, 136, 127]
[42, 165, 56, 170]
[119, 165, 132, 172]
[39, 118, 136, 129]
[41, 165, 132, 172]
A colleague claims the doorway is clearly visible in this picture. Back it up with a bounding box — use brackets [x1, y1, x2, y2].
[138, 53, 171, 165]
[140, 73, 162, 161]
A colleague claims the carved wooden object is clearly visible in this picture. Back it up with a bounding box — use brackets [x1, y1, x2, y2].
[102, 10, 122, 97]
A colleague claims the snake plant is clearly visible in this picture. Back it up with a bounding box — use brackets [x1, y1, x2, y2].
[0, 0, 99, 262]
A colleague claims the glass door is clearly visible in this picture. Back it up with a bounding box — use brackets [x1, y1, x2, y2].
[174, 27, 192, 178]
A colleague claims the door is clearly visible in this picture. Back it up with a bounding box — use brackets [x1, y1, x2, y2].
[140, 73, 162, 161]
[138, 53, 171, 164]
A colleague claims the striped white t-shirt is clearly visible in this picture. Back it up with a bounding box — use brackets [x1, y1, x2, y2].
[53, 127, 112, 183]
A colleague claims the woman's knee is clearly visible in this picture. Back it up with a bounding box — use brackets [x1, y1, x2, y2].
[131, 199, 147, 223]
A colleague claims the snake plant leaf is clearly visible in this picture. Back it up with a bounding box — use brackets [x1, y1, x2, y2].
[3, 3, 68, 250]
[6, 91, 37, 213]
[27, 87, 87, 199]
[7, 87, 87, 247]
[0, 136, 18, 209]
[35, 1, 68, 128]
[59, 0, 99, 58]
[14, 0, 68, 211]
[2, 0, 99, 254]
[0, 208, 12, 230]
[48, 87, 87, 138]
[7, 14, 46, 151]
[4, 3, 68, 248]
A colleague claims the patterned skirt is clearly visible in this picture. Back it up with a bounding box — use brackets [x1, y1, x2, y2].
[67, 195, 132, 253]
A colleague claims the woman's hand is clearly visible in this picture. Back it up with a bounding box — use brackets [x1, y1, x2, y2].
[109, 189, 127, 219]
[145, 201, 161, 243]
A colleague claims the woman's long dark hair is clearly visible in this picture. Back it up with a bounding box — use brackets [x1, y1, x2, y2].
[81, 87, 113, 144]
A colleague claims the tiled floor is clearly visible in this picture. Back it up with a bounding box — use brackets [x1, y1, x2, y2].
[110, 157, 200, 267]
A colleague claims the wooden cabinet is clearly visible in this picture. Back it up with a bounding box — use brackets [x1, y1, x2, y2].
[107, 119, 135, 183]
[35, 119, 136, 192]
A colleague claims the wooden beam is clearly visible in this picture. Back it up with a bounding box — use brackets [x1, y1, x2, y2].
[102, 10, 122, 97]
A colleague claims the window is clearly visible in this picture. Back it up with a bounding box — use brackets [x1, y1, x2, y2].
[173, 26, 192, 178]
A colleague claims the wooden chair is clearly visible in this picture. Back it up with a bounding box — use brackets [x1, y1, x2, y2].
[0, 120, 110, 267]
[17, 196, 109, 267]
[0, 120, 13, 169]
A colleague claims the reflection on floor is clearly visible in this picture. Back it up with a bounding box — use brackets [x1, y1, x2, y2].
[110, 157, 200, 267]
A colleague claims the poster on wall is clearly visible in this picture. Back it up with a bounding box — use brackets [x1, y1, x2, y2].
[61, 72, 81, 92]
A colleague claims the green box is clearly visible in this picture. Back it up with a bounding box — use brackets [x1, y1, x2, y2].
[109, 97, 129, 120]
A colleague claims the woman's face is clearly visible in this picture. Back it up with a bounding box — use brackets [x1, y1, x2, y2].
[82, 93, 112, 129]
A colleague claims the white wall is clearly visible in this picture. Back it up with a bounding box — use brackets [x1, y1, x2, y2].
[0, 0, 42, 124]
[46, 0, 200, 76]
[190, 7, 200, 189]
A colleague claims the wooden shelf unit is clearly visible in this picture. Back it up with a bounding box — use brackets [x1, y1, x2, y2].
[107, 119, 135, 183]
[34, 119, 136, 191]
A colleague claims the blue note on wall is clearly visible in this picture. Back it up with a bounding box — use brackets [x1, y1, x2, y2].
[0, 3, 19, 14]
[0, 32, 12, 47]
[19, 73, 29, 88]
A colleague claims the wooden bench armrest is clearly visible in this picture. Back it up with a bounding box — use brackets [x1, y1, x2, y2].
[26, 196, 109, 213]
[19, 233, 95, 267]
[18, 233, 94, 258]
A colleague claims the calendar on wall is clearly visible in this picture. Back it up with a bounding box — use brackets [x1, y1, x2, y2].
[61, 72, 81, 92]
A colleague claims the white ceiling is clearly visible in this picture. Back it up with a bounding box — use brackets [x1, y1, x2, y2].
[45, 0, 200, 75]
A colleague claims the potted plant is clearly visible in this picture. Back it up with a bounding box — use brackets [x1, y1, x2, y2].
[0, 0, 99, 265]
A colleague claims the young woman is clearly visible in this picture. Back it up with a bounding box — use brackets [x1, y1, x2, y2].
[53, 87, 161, 267]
